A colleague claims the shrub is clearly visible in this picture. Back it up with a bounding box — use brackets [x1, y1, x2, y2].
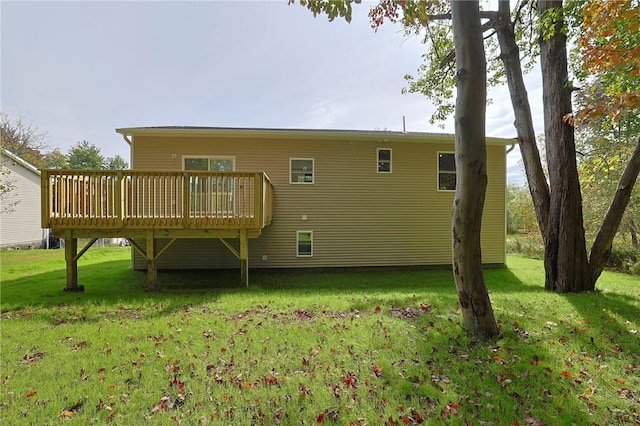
[607, 246, 640, 275]
[506, 234, 544, 259]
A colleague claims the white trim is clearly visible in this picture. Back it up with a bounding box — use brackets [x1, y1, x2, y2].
[296, 230, 313, 257]
[289, 158, 314, 184]
[1, 149, 40, 176]
[437, 151, 456, 192]
[377, 148, 392, 174]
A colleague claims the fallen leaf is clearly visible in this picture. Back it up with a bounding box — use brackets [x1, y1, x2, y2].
[493, 354, 506, 364]
[22, 352, 46, 363]
[343, 375, 357, 388]
[152, 396, 173, 412]
[372, 364, 383, 378]
[25, 391, 37, 397]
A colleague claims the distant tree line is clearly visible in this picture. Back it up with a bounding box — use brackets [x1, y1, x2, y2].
[1, 112, 128, 170]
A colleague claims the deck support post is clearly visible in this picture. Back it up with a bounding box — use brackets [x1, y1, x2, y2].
[240, 229, 249, 287]
[63, 233, 83, 292]
[146, 230, 159, 291]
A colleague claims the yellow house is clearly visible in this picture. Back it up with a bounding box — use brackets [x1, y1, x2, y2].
[41, 127, 512, 290]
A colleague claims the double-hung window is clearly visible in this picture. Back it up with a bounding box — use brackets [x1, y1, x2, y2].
[296, 231, 313, 257]
[377, 148, 392, 173]
[438, 152, 456, 191]
[290, 158, 314, 184]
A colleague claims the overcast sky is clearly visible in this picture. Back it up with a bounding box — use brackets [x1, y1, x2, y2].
[2, 1, 543, 185]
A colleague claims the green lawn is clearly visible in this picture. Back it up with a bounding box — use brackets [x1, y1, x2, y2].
[1, 248, 638, 425]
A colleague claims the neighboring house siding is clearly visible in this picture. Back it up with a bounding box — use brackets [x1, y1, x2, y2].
[0, 152, 46, 249]
[130, 134, 506, 269]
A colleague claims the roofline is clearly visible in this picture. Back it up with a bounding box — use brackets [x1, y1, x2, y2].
[115, 126, 516, 146]
[1, 149, 41, 176]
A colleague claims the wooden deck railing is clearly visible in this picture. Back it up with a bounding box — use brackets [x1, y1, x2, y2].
[41, 170, 274, 231]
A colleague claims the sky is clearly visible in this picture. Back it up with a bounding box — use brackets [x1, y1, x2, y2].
[1, 0, 544, 186]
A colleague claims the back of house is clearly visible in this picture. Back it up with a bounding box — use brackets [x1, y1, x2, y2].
[119, 127, 510, 271]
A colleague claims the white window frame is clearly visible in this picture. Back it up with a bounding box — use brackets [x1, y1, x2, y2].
[296, 230, 313, 257]
[377, 148, 392, 173]
[437, 152, 456, 192]
[290, 158, 314, 184]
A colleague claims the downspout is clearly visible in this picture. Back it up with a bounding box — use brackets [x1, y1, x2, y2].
[120, 133, 133, 168]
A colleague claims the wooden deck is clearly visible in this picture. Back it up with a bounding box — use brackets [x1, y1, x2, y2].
[41, 170, 274, 289]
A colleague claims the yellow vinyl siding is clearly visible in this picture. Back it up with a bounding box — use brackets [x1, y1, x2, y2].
[130, 134, 506, 269]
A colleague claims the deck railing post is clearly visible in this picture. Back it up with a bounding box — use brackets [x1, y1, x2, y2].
[254, 173, 263, 229]
[182, 172, 190, 228]
[117, 171, 124, 227]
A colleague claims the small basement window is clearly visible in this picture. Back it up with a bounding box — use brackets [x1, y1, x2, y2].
[438, 152, 456, 191]
[296, 231, 313, 257]
[290, 158, 314, 184]
[377, 148, 392, 173]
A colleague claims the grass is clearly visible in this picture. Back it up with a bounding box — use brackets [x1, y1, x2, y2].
[1, 247, 639, 425]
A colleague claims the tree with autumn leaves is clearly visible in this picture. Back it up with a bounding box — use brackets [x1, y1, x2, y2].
[290, 0, 640, 338]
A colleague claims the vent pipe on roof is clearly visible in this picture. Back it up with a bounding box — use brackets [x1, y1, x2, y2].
[402, 116, 406, 133]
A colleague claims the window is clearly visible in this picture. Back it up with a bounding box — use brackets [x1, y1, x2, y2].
[290, 158, 314, 184]
[438, 152, 456, 191]
[184, 157, 235, 171]
[184, 156, 235, 215]
[377, 148, 392, 173]
[296, 231, 313, 257]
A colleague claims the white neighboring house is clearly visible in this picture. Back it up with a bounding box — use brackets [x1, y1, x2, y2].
[0, 149, 50, 249]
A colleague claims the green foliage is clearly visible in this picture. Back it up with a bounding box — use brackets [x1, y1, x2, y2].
[104, 155, 129, 170]
[538, 6, 565, 41]
[397, 1, 539, 127]
[1, 250, 639, 424]
[402, 17, 456, 126]
[287, 0, 361, 23]
[67, 140, 104, 169]
[506, 184, 539, 235]
[576, 116, 640, 243]
[607, 246, 640, 275]
[43, 148, 69, 169]
[506, 234, 545, 260]
[509, 233, 640, 277]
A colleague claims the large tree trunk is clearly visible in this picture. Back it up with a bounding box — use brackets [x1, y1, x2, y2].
[538, 0, 590, 292]
[450, 0, 498, 339]
[495, 0, 550, 240]
[589, 138, 640, 284]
